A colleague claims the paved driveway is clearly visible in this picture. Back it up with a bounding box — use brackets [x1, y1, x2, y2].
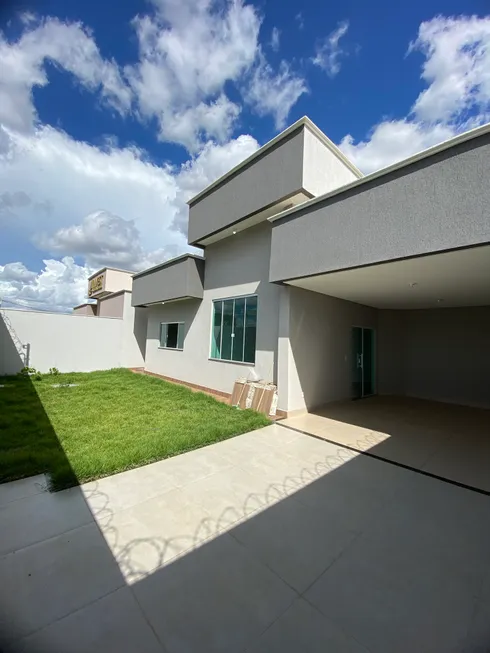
[282, 396, 490, 492]
[1, 423, 490, 652]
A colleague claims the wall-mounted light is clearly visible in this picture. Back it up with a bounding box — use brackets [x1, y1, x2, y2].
[436, 298, 444, 303]
[232, 230, 237, 235]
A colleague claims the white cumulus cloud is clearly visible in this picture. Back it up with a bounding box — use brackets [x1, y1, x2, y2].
[0, 122, 259, 309]
[0, 17, 131, 135]
[126, 0, 261, 150]
[339, 15, 490, 173]
[244, 54, 308, 129]
[0, 257, 89, 312]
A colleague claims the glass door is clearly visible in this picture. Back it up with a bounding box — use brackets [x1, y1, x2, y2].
[352, 327, 376, 399]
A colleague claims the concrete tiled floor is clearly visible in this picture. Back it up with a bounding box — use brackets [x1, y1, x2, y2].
[1, 420, 490, 652]
[282, 396, 490, 491]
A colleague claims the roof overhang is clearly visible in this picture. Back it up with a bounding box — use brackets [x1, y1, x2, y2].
[286, 245, 490, 310]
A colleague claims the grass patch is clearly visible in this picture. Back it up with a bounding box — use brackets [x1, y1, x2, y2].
[0, 368, 270, 490]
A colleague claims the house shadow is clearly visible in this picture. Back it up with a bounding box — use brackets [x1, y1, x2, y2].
[3, 420, 490, 652]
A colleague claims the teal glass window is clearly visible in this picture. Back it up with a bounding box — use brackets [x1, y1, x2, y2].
[211, 296, 257, 364]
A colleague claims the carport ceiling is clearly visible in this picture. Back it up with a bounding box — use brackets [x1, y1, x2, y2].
[287, 245, 490, 309]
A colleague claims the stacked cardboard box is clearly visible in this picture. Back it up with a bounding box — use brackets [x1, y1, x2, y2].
[231, 379, 277, 416]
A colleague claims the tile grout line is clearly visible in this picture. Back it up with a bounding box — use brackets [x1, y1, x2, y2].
[128, 584, 171, 653]
[11, 585, 127, 645]
[276, 422, 490, 497]
[0, 515, 98, 558]
[221, 533, 300, 653]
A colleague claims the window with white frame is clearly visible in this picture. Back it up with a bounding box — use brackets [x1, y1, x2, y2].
[210, 295, 257, 364]
[159, 322, 185, 349]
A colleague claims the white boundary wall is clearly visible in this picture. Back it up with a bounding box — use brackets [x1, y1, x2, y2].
[0, 295, 145, 375]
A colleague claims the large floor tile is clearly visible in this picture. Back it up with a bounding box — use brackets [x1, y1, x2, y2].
[0, 522, 124, 641]
[278, 433, 355, 470]
[133, 532, 296, 653]
[215, 426, 301, 467]
[422, 429, 490, 492]
[179, 466, 283, 531]
[291, 450, 408, 532]
[82, 462, 178, 518]
[289, 416, 450, 470]
[245, 598, 369, 653]
[0, 474, 48, 507]
[153, 447, 232, 487]
[363, 471, 490, 594]
[237, 447, 322, 498]
[230, 493, 358, 592]
[97, 488, 216, 583]
[250, 424, 303, 448]
[15, 588, 164, 653]
[306, 542, 478, 653]
[281, 413, 344, 438]
[0, 486, 93, 555]
[296, 397, 490, 491]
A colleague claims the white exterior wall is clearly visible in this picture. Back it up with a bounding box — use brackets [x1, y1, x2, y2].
[0, 309, 123, 375]
[1, 294, 146, 375]
[144, 223, 281, 394]
[302, 127, 359, 197]
[104, 269, 133, 294]
[120, 292, 146, 369]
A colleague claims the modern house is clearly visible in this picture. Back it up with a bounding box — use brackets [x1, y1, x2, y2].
[129, 116, 490, 415]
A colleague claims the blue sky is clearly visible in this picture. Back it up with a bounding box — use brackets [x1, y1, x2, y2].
[0, 0, 489, 310]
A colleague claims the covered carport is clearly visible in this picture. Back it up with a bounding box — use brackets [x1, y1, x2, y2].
[271, 125, 490, 490]
[279, 245, 490, 491]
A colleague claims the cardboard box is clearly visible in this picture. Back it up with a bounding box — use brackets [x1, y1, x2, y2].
[232, 379, 277, 416]
[231, 379, 248, 409]
[251, 384, 275, 415]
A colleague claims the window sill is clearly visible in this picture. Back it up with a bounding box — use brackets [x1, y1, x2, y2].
[209, 357, 255, 367]
[158, 347, 184, 351]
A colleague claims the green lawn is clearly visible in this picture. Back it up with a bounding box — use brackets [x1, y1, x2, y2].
[0, 368, 270, 491]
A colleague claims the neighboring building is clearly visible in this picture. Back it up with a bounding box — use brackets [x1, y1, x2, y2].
[127, 116, 490, 414]
[72, 303, 97, 317]
[87, 267, 134, 300]
[73, 267, 136, 319]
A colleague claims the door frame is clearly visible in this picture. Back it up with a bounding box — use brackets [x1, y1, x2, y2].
[352, 325, 377, 399]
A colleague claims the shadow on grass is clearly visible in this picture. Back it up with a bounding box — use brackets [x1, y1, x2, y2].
[0, 374, 78, 490]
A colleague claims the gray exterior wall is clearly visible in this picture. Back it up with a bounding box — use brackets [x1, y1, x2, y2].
[144, 222, 281, 395]
[188, 128, 305, 245]
[270, 132, 490, 282]
[97, 292, 125, 318]
[379, 306, 490, 408]
[377, 310, 405, 397]
[279, 287, 378, 412]
[132, 256, 204, 307]
[281, 290, 490, 412]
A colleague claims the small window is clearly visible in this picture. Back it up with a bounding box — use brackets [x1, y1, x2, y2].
[160, 322, 185, 349]
[210, 295, 257, 364]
